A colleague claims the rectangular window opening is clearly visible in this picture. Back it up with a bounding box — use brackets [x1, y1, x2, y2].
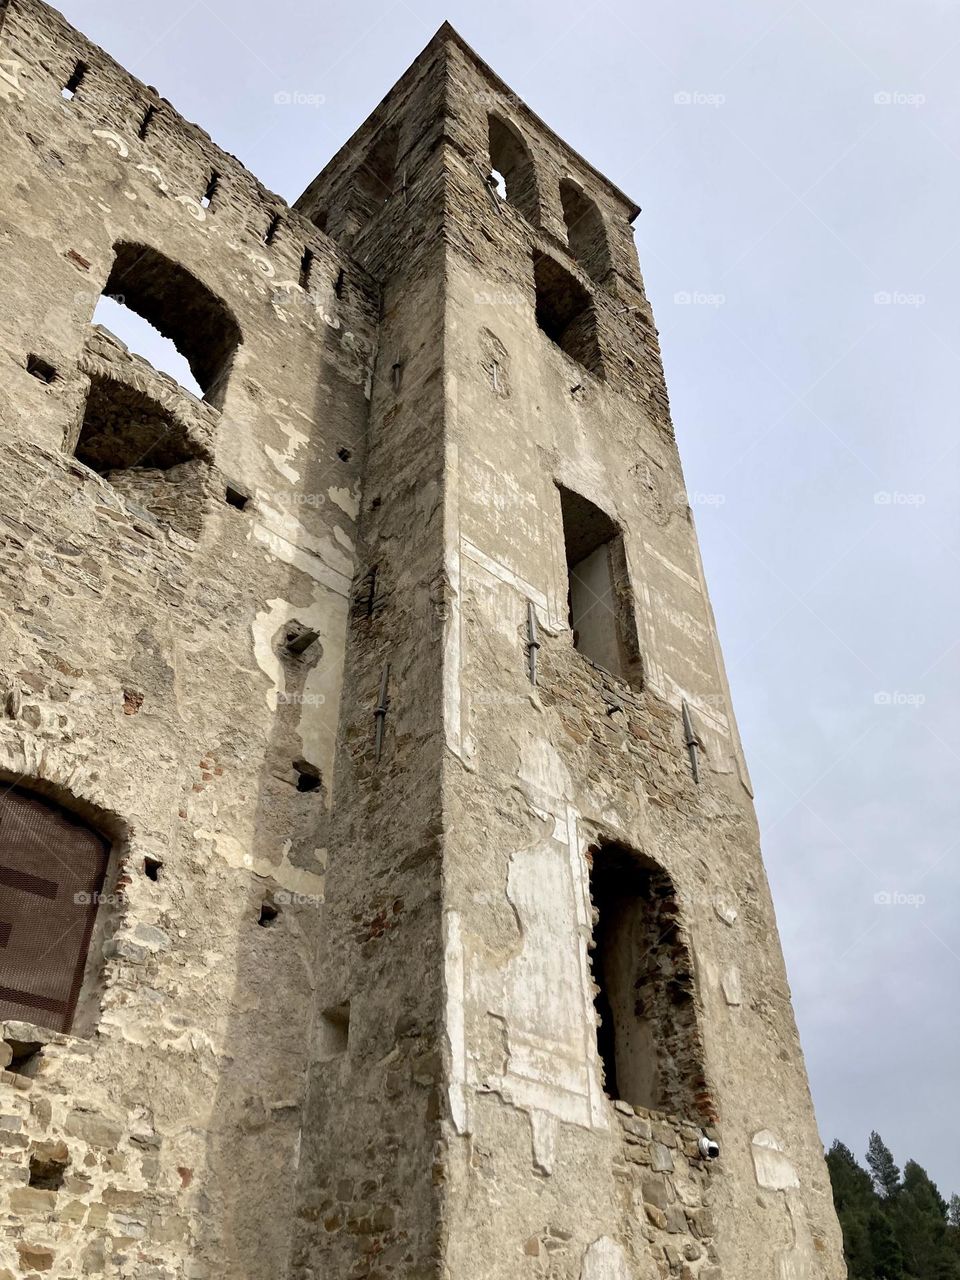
[27, 354, 57, 384]
[264, 212, 282, 245]
[588, 844, 703, 1117]
[557, 484, 639, 684]
[224, 484, 250, 511]
[533, 252, 604, 378]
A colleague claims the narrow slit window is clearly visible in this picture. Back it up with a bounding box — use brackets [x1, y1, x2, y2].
[299, 248, 314, 290]
[138, 104, 156, 139]
[264, 212, 282, 245]
[201, 172, 220, 210]
[61, 60, 87, 100]
[557, 484, 640, 683]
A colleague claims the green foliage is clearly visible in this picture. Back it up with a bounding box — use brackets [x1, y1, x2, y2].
[827, 1136, 960, 1280]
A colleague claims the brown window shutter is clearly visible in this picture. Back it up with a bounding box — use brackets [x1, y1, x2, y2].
[0, 788, 110, 1033]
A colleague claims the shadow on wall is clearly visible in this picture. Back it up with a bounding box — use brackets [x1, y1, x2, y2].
[193, 318, 367, 1278]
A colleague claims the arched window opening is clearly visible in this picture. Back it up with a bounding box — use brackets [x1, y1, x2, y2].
[93, 296, 201, 396]
[587, 842, 705, 1117]
[559, 179, 612, 284]
[97, 243, 241, 408]
[0, 787, 111, 1035]
[72, 374, 209, 539]
[488, 114, 539, 224]
[557, 483, 642, 685]
[533, 252, 604, 377]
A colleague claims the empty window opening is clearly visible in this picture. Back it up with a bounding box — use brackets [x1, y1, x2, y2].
[61, 59, 87, 100]
[334, 268, 345, 299]
[559, 179, 612, 284]
[72, 374, 209, 539]
[336, 445, 351, 462]
[317, 1003, 350, 1060]
[588, 843, 704, 1116]
[93, 244, 241, 407]
[138, 104, 156, 139]
[93, 296, 201, 397]
[224, 484, 250, 511]
[311, 209, 328, 234]
[28, 1142, 69, 1191]
[200, 171, 220, 210]
[299, 247, 314, 291]
[294, 760, 322, 793]
[534, 253, 604, 377]
[143, 857, 162, 882]
[4, 1039, 43, 1077]
[0, 788, 111, 1035]
[487, 114, 539, 223]
[258, 899, 280, 927]
[557, 485, 640, 684]
[264, 212, 282, 245]
[27, 354, 57, 384]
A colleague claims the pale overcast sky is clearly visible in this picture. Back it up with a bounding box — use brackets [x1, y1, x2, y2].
[57, 0, 960, 1195]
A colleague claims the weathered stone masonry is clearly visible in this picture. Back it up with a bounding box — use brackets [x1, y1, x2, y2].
[0, 3, 846, 1278]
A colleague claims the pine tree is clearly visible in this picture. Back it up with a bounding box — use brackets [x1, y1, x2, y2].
[870, 1208, 905, 1279]
[895, 1161, 952, 1278]
[867, 1132, 902, 1200]
[948, 1195, 960, 1231]
[826, 1142, 877, 1279]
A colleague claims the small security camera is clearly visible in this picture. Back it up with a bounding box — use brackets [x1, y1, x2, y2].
[698, 1135, 720, 1160]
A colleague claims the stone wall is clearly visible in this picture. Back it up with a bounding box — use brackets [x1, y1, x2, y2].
[0, 6, 847, 1280]
[0, 1, 379, 1275]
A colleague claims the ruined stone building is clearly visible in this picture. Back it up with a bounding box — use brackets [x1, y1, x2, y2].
[0, 2, 846, 1277]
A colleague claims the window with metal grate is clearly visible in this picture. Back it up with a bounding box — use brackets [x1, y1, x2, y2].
[0, 788, 110, 1033]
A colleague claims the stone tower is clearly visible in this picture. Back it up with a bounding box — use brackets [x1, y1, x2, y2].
[0, 3, 845, 1279]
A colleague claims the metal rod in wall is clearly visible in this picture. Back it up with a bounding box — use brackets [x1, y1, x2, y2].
[681, 699, 700, 784]
[527, 601, 541, 686]
[374, 663, 390, 761]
